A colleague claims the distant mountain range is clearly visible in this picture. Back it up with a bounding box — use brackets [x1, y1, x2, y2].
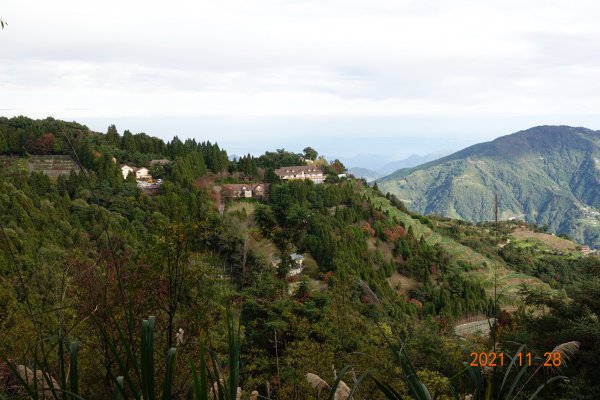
[344, 151, 452, 181]
[378, 126, 600, 248]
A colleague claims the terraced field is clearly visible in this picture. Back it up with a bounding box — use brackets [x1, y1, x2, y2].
[26, 155, 78, 177]
[0, 155, 78, 178]
[366, 190, 493, 269]
[365, 187, 554, 303]
[510, 226, 578, 253]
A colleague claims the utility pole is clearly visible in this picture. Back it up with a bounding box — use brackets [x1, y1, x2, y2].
[492, 192, 499, 386]
[493, 193, 498, 350]
[494, 193, 498, 239]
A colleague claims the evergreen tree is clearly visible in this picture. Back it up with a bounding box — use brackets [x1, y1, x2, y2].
[106, 124, 120, 147]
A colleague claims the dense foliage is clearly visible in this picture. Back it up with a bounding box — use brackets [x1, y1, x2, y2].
[0, 117, 598, 399]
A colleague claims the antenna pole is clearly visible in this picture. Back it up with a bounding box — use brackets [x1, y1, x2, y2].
[493, 193, 498, 350]
[493, 192, 499, 384]
[494, 192, 498, 237]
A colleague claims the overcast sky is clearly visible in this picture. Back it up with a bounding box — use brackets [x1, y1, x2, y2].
[3, 0, 600, 163]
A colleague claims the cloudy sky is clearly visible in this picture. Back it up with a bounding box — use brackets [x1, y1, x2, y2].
[2, 0, 600, 164]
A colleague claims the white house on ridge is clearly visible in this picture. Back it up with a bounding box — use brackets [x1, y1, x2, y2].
[121, 165, 134, 179]
[274, 165, 324, 184]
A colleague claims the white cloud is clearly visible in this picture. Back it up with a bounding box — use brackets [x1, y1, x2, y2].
[2, 0, 600, 134]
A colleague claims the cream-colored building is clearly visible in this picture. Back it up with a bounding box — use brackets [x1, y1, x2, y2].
[274, 165, 324, 184]
[121, 165, 134, 179]
[121, 165, 153, 181]
[135, 167, 151, 180]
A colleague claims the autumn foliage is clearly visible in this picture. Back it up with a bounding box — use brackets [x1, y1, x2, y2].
[383, 225, 407, 242]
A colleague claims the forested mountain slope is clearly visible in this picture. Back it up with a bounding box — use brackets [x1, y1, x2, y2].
[1, 117, 600, 399]
[378, 126, 600, 248]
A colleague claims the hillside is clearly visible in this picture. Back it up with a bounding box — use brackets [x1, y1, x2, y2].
[2, 117, 600, 398]
[365, 190, 555, 306]
[378, 126, 600, 248]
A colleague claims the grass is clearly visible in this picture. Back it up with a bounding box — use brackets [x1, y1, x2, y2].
[226, 201, 258, 218]
[2, 312, 251, 400]
[365, 187, 493, 269]
[363, 187, 554, 304]
[386, 272, 418, 296]
[0, 156, 28, 176]
[510, 226, 578, 253]
[226, 201, 279, 265]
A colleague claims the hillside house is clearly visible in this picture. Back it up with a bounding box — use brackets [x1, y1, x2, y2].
[580, 245, 591, 256]
[121, 165, 134, 179]
[135, 167, 151, 180]
[252, 183, 267, 197]
[121, 165, 154, 181]
[223, 184, 252, 198]
[274, 165, 324, 184]
[220, 183, 268, 199]
[272, 253, 305, 277]
[287, 253, 305, 277]
[300, 157, 314, 165]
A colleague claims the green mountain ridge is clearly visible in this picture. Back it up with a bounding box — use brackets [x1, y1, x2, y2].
[2, 116, 600, 398]
[378, 126, 600, 247]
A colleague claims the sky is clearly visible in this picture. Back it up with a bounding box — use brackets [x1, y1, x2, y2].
[3, 0, 600, 166]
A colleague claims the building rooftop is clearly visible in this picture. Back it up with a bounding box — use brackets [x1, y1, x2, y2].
[274, 165, 323, 175]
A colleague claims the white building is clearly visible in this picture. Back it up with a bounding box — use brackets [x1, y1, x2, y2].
[135, 167, 151, 180]
[581, 245, 592, 256]
[272, 253, 306, 277]
[121, 165, 134, 179]
[274, 165, 324, 184]
[287, 253, 305, 277]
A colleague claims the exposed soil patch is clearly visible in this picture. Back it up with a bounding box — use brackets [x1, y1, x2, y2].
[387, 272, 418, 296]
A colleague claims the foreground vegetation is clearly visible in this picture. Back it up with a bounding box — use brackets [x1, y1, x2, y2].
[1, 117, 599, 399]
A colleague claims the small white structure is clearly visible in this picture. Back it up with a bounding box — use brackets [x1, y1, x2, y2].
[287, 253, 305, 277]
[581, 245, 592, 256]
[135, 167, 151, 180]
[272, 253, 306, 277]
[121, 165, 134, 179]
